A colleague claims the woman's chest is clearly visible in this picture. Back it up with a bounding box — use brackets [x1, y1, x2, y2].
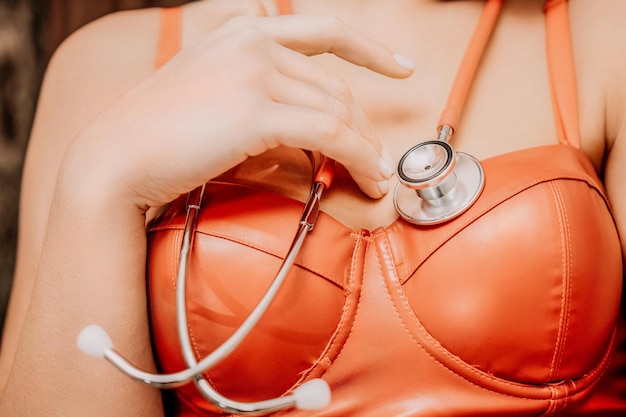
[288, 0, 605, 162]
[190, 0, 609, 230]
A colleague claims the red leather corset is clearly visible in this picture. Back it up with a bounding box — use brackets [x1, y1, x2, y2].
[146, 144, 623, 416]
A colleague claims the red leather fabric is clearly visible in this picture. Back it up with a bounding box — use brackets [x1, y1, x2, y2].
[147, 145, 624, 416]
[147, 1, 625, 415]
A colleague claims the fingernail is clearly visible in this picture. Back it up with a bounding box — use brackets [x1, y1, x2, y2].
[379, 150, 396, 179]
[377, 180, 390, 195]
[393, 53, 416, 71]
[379, 158, 394, 179]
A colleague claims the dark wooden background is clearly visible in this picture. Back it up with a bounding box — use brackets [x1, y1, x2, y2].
[0, 0, 193, 339]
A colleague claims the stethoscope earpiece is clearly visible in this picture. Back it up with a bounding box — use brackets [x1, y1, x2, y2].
[393, 128, 485, 225]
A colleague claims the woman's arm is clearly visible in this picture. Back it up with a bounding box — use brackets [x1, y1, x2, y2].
[0, 8, 162, 391]
[0, 144, 165, 416]
[0, 6, 413, 415]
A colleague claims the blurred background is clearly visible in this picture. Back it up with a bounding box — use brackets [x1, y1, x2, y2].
[0, 0, 192, 341]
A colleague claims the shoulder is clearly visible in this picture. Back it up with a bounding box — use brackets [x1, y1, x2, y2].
[28, 8, 165, 185]
[46, 8, 161, 95]
[46, 0, 274, 80]
[31, 0, 267, 176]
[21, 7, 168, 256]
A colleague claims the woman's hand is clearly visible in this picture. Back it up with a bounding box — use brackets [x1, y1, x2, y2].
[66, 12, 415, 210]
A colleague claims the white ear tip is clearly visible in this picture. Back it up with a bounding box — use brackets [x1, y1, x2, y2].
[77, 324, 113, 358]
[292, 378, 331, 410]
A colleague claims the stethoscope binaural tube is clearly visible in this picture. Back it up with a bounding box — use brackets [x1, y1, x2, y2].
[77, 156, 335, 414]
[177, 158, 333, 414]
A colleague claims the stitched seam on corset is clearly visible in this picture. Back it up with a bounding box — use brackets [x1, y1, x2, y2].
[292, 231, 364, 385]
[375, 231, 548, 401]
[328, 232, 367, 364]
[174, 227, 343, 290]
[159, 231, 224, 416]
[548, 181, 572, 380]
[175, 230, 220, 395]
[187, 319, 221, 395]
[545, 387, 558, 417]
[193, 229, 344, 290]
[544, 380, 572, 416]
[170, 229, 182, 291]
[403, 176, 601, 285]
[376, 225, 614, 401]
[562, 381, 570, 412]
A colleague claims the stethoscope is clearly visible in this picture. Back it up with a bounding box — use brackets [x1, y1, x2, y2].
[78, 154, 335, 414]
[77, 0, 502, 414]
[393, 124, 484, 225]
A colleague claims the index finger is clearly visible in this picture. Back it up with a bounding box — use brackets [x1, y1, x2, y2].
[258, 15, 416, 78]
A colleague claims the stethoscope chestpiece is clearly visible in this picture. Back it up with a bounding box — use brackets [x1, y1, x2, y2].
[393, 139, 485, 225]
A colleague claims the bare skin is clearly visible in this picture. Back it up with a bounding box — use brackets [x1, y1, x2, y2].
[0, 0, 624, 415]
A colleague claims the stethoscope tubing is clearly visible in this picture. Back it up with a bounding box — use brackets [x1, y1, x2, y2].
[176, 182, 328, 414]
[78, 156, 335, 414]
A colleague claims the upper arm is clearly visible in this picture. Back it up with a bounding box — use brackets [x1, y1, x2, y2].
[0, 8, 159, 388]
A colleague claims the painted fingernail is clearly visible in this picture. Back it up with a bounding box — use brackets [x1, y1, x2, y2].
[377, 180, 390, 195]
[393, 53, 416, 71]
